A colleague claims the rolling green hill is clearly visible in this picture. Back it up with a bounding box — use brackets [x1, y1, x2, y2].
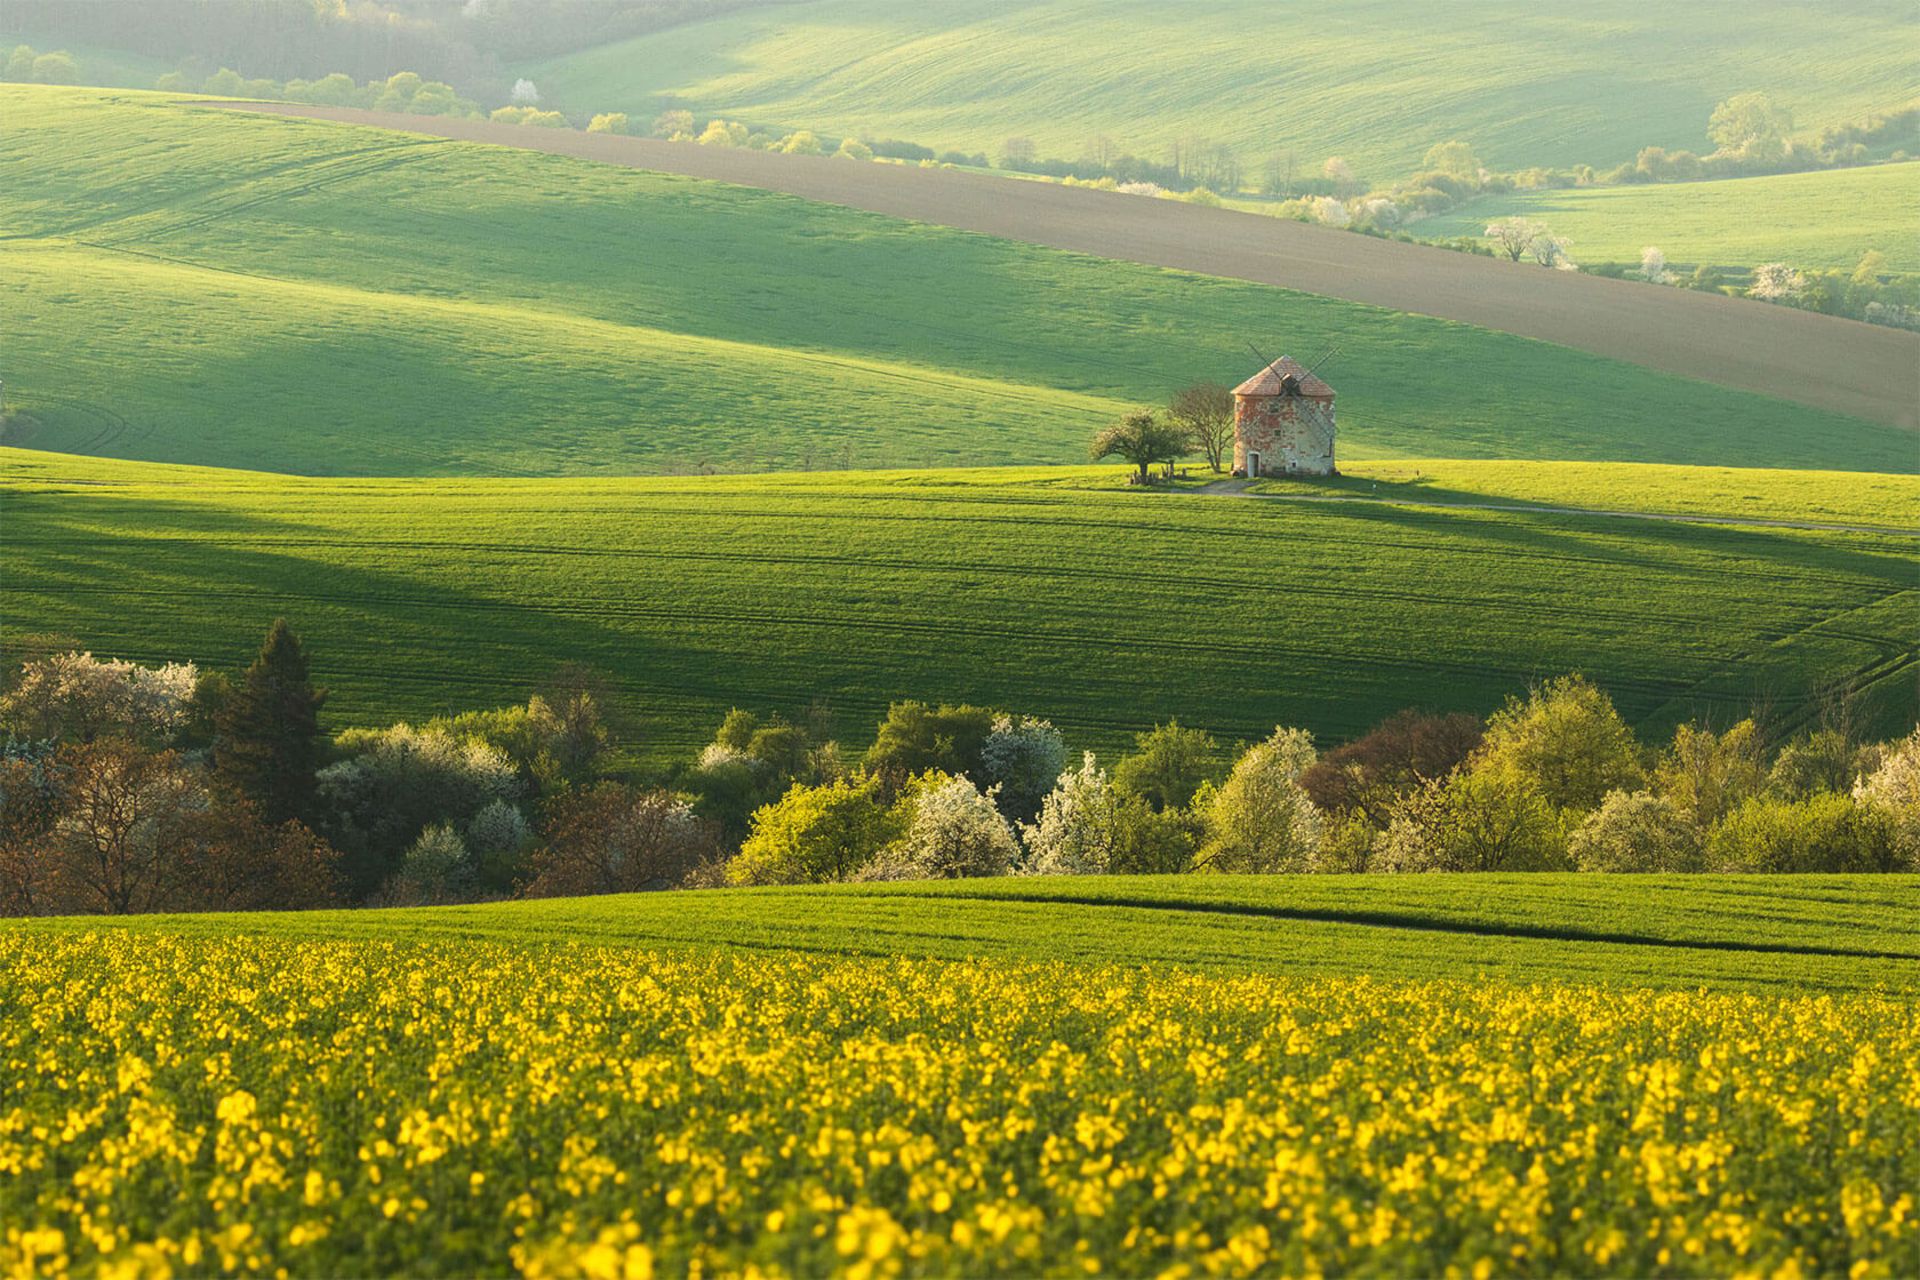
[2, 86, 1913, 477]
[1422, 163, 1920, 272]
[7, 448, 1915, 758]
[524, 0, 1918, 179]
[17, 873, 1920, 994]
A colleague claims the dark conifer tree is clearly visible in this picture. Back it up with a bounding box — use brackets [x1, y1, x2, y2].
[215, 619, 326, 824]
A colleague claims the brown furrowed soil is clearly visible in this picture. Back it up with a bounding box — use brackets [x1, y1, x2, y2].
[226, 102, 1920, 431]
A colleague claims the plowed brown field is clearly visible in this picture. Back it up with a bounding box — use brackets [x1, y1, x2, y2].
[226, 102, 1920, 431]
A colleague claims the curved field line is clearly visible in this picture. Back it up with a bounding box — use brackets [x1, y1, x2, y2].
[220, 103, 1920, 430]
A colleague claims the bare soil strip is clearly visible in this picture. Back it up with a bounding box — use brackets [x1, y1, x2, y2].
[223, 103, 1920, 430]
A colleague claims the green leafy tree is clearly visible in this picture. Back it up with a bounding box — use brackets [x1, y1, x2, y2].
[1113, 720, 1222, 812]
[215, 619, 326, 825]
[863, 701, 995, 782]
[1168, 383, 1235, 473]
[1421, 139, 1482, 181]
[729, 774, 902, 885]
[1091, 410, 1189, 483]
[1377, 769, 1568, 872]
[1708, 92, 1792, 163]
[1569, 791, 1702, 872]
[1197, 727, 1323, 872]
[1476, 675, 1642, 812]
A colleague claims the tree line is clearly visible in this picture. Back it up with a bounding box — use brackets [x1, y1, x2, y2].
[3, 624, 1915, 917]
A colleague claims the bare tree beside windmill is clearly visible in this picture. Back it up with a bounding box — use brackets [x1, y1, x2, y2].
[1232, 344, 1338, 477]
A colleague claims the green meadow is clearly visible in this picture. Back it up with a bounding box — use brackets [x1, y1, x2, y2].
[7, 448, 1915, 758]
[3, 86, 1913, 476]
[525, 0, 1917, 176]
[1423, 163, 1920, 272]
[17, 873, 1920, 994]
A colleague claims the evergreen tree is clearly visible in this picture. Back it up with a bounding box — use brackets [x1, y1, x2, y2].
[215, 619, 325, 823]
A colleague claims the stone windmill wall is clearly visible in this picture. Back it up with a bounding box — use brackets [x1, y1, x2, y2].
[1231, 357, 1336, 477]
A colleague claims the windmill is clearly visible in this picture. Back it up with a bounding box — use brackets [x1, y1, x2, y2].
[1242, 341, 1340, 474]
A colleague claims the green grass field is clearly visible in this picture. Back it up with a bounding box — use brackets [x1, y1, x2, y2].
[524, 0, 1917, 178]
[1422, 163, 1920, 272]
[16, 873, 1920, 993]
[8, 448, 1915, 757]
[4, 86, 1913, 476]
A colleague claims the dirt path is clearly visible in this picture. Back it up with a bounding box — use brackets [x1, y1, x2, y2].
[222, 103, 1919, 430]
[1184, 486, 1919, 536]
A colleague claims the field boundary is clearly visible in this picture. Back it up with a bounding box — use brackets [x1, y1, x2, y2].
[218, 101, 1920, 430]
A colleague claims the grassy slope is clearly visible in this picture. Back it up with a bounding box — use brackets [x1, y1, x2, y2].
[18, 874, 1920, 994]
[4, 86, 1912, 476]
[1422, 164, 1920, 272]
[7, 448, 1915, 757]
[525, 0, 1917, 177]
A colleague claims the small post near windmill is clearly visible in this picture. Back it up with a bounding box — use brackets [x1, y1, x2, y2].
[1232, 343, 1338, 477]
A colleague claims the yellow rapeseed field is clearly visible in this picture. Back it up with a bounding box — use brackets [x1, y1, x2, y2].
[1, 932, 1916, 1277]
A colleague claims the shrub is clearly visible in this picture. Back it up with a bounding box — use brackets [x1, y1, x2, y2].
[699, 119, 748, 147]
[834, 139, 874, 162]
[586, 113, 629, 135]
[30, 51, 78, 85]
[384, 823, 473, 905]
[777, 131, 824, 156]
[978, 715, 1067, 826]
[1376, 769, 1567, 872]
[1197, 727, 1323, 873]
[1569, 791, 1702, 872]
[878, 773, 1018, 879]
[730, 774, 900, 885]
[316, 724, 519, 897]
[1707, 794, 1900, 873]
[1476, 675, 1641, 812]
[651, 109, 694, 139]
[527, 785, 719, 897]
[1183, 186, 1223, 207]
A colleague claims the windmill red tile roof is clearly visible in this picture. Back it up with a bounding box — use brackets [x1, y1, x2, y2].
[1234, 356, 1334, 398]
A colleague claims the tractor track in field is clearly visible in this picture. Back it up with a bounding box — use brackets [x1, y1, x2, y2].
[220, 102, 1920, 431]
[1181, 482, 1920, 537]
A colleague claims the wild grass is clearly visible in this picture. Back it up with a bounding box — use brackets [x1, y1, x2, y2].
[1420, 164, 1920, 272]
[6, 448, 1914, 757]
[524, 0, 1918, 177]
[3, 86, 1912, 477]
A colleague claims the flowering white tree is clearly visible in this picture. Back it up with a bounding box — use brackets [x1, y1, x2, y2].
[1485, 217, 1545, 262]
[1638, 246, 1674, 284]
[1855, 729, 1920, 870]
[879, 774, 1019, 879]
[979, 714, 1067, 823]
[1528, 230, 1574, 269]
[1196, 727, 1324, 872]
[1021, 752, 1121, 875]
[1309, 196, 1351, 228]
[1, 652, 198, 742]
[509, 78, 539, 105]
[1748, 262, 1806, 301]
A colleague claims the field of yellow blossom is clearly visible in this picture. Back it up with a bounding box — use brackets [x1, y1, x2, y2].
[3, 929, 1917, 1277]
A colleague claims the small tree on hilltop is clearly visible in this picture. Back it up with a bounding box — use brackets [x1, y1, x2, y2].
[215, 619, 326, 825]
[1091, 410, 1189, 484]
[1168, 382, 1235, 473]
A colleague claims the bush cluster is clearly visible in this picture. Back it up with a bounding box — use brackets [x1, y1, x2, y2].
[4, 627, 1914, 916]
